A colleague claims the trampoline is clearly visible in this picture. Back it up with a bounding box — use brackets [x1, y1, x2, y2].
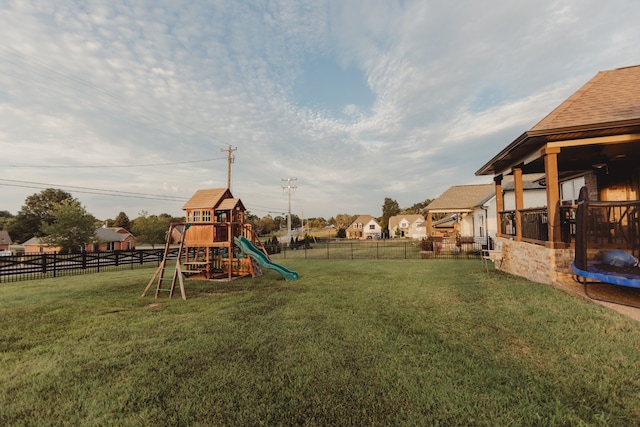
[572, 187, 640, 308]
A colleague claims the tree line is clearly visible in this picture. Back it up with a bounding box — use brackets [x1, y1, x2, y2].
[0, 188, 434, 252]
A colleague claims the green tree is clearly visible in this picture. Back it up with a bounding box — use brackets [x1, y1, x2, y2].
[131, 212, 171, 248]
[6, 189, 75, 243]
[332, 214, 357, 230]
[0, 210, 14, 230]
[40, 200, 97, 254]
[402, 199, 434, 214]
[255, 215, 277, 236]
[381, 198, 401, 237]
[112, 212, 131, 231]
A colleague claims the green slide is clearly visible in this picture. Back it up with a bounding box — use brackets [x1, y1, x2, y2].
[234, 236, 298, 281]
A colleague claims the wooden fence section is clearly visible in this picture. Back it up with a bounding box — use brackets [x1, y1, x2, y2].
[0, 249, 171, 283]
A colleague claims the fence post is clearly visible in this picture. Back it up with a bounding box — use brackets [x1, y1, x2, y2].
[404, 241, 407, 259]
[327, 241, 329, 259]
[42, 253, 48, 275]
[376, 241, 379, 259]
[351, 242, 354, 259]
[97, 251, 100, 272]
[82, 251, 87, 270]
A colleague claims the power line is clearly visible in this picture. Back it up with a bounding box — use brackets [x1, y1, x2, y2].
[0, 179, 189, 202]
[0, 157, 227, 169]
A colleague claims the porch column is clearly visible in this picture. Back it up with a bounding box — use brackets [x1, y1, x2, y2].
[542, 146, 562, 248]
[513, 167, 524, 242]
[494, 174, 504, 238]
[426, 211, 433, 236]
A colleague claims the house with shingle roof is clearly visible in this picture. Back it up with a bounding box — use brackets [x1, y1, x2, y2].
[423, 184, 496, 241]
[0, 230, 12, 251]
[346, 215, 382, 239]
[87, 226, 136, 252]
[476, 65, 640, 286]
[23, 227, 136, 253]
[388, 214, 427, 239]
[424, 176, 548, 243]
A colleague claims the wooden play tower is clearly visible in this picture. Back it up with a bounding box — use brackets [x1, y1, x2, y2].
[143, 188, 267, 299]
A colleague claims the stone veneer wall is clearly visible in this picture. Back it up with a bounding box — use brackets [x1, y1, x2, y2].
[495, 237, 575, 285]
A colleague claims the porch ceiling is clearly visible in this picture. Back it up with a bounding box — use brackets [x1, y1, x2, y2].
[477, 124, 640, 176]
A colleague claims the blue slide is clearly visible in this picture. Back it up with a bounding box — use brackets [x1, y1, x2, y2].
[234, 236, 298, 281]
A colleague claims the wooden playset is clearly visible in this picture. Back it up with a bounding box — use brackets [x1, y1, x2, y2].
[143, 188, 267, 299]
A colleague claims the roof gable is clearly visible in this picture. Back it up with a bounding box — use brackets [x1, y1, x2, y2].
[389, 215, 425, 229]
[425, 184, 495, 211]
[182, 188, 232, 210]
[0, 230, 12, 245]
[216, 198, 245, 211]
[348, 215, 380, 229]
[476, 65, 640, 176]
[95, 227, 134, 242]
[531, 66, 640, 133]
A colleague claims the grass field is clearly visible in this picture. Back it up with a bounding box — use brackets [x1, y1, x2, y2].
[1, 259, 639, 426]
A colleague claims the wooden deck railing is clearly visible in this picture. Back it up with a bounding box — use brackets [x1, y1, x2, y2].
[499, 206, 577, 245]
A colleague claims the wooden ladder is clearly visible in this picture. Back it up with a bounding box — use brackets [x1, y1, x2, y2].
[142, 223, 190, 300]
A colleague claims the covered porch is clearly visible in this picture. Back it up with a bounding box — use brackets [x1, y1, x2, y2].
[475, 66, 640, 294]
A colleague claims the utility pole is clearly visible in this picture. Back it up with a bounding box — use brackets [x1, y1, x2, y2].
[281, 177, 297, 243]
[221, 145, 237, 190]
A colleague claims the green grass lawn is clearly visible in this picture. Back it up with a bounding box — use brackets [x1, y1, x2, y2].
[1, 260, 639, 426]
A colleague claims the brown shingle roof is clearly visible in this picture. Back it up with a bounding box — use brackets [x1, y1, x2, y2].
[182, 188, 231, 210]
[424, 184, 495, 212]
[347, 215, 379, 230]
[476, 65, 640, 176]
[531, 65, 640, 132]
[217, 198, 244, 211]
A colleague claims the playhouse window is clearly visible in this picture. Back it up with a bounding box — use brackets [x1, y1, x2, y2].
[193, 211, 201, 222]
[203, 211, 211, 221]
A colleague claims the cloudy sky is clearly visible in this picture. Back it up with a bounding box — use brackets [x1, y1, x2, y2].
[1, 0, 639, 221]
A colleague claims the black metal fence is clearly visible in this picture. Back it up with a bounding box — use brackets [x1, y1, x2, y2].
[0, 249, 170, 283]
[1, 240, 485, 283]
[268, 238, 485, 260]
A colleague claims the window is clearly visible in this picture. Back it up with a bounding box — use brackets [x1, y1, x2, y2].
[203, 211, 211, 222]
[193, 211, 201, 222]
[400, 220, 408, 228]
[369, 224, 376, 230]
[561, 177, 585, 205]
[107, 242, 115, 251]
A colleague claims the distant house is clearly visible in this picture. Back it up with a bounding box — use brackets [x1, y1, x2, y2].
[388, 215, 427, 239]
[23, 237, 60, 254]
[0, 230, 12, 251]
[346, 215, 382, 239]
[423, 175, 547, 243]
[23, 227, 135, 253]
[423, 184, 496, 242]
[86, 226, 136, 252]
